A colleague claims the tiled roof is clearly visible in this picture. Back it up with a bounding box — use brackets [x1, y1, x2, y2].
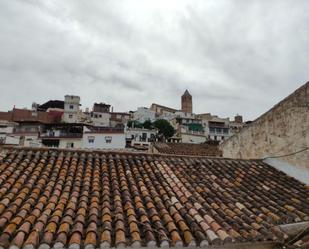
[38, 100, 64, 112]
[0, 109, 57, 124]
[153, 142, 222, 157]
[0, 148, 308, 249]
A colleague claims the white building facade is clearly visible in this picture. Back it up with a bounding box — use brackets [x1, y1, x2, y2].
[125, 127, 157, 147]
[0, 121, 19, 145]
[197, 114, 230, 142]
[82, 126, 125, 149]
[91, 112, 111, 127]
[133, 107, 156, 123]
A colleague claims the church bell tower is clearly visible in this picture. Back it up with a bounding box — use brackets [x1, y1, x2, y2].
[181, 90, 192, 113]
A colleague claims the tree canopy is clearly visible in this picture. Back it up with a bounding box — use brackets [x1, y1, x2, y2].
[153, 119, 175, 139]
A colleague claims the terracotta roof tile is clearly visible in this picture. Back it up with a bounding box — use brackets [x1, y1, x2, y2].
[153, 142, 222, 157]
[0, 148, 308, 248]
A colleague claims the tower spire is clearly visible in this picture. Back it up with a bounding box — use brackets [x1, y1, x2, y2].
[181, 90, 192, 113]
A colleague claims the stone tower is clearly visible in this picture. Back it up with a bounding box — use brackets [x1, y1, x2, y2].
[181, 89, 192, 113]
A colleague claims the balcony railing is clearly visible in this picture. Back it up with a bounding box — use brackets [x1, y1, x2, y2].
[209, 130, 229, 135]
[40, 132, 82, 138]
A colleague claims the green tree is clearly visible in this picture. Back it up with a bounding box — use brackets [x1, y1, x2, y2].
[143, 120, 153, 129]
[153, 119, 175, 139]
[127, 120, 143, 128]
[127, 120, 134, 128]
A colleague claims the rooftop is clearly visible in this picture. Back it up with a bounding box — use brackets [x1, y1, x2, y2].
[0, 147, 308, 249]
[0, 109, 58, 124]
[153, 143, 222, 157]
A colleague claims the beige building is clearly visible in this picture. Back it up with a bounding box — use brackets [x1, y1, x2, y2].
[220, 81, 309, 169]
[62, 95, 81, 123]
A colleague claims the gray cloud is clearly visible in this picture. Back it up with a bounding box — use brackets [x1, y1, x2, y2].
[0, 0, 308, 120]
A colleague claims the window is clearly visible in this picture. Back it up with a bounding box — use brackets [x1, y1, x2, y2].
[105, 136, 112, 143]
[66, 142, 74, 148]
[69, 114, 73, 119]
[88, 136, 95, 143]
[142, 133, 147, 141]
[69, 105, 74, 109]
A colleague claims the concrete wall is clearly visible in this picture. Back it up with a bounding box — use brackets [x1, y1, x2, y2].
[91, 112, 111, 127]
[82, 133, 125, 149]
[220, 82, 309, 169]
[59, 138, 82, 149]
[3, 135, 19, 145]
[23, 135, 41, 147]
[181, 133, 207, 144]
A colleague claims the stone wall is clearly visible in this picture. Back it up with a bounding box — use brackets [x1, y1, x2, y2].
[220, 82, 309, 169]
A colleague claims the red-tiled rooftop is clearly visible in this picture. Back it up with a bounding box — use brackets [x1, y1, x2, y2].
[152, 142, 222, 157]
[0, 147, 308, 249]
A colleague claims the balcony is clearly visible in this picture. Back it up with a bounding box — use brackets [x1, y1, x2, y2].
[209, 127, 229, 135]
[40, 132, 82, 139]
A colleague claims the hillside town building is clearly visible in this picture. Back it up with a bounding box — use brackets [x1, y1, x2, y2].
[40, 123, 84, 149]
[133, 107, 156, 123]
[110, 112, 131, 126]
[0, 120, 18, 145]
[0, 90, 246, 148]
[89, 103, 111, 127]
[62, 95, 81, 123]
[83, 126, 125, 149]
[147, 90, 245, 143]
[125, 127, 158, 148]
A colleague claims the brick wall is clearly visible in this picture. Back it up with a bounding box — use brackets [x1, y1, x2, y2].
[220, 82, 309, 169]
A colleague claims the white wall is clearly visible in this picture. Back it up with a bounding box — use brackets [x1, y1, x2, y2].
[24, 136, 42, 147]
[63, 95, 80, 123]
[181, 133, 207, 144]
[126, 128, 157, 147]
[0, 126, 14, 134]
[91, 112, 110, 127]
[83, 133, 125, 149]
[59, 139, 82, 149]
[1, 135, 20, 145]
[133, 107, 156, 123]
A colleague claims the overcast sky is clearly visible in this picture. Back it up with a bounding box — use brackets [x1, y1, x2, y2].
[0, 0, 308, 120]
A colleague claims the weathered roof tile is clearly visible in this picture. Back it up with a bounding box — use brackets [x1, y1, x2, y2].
[0, 148, 308, 248]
